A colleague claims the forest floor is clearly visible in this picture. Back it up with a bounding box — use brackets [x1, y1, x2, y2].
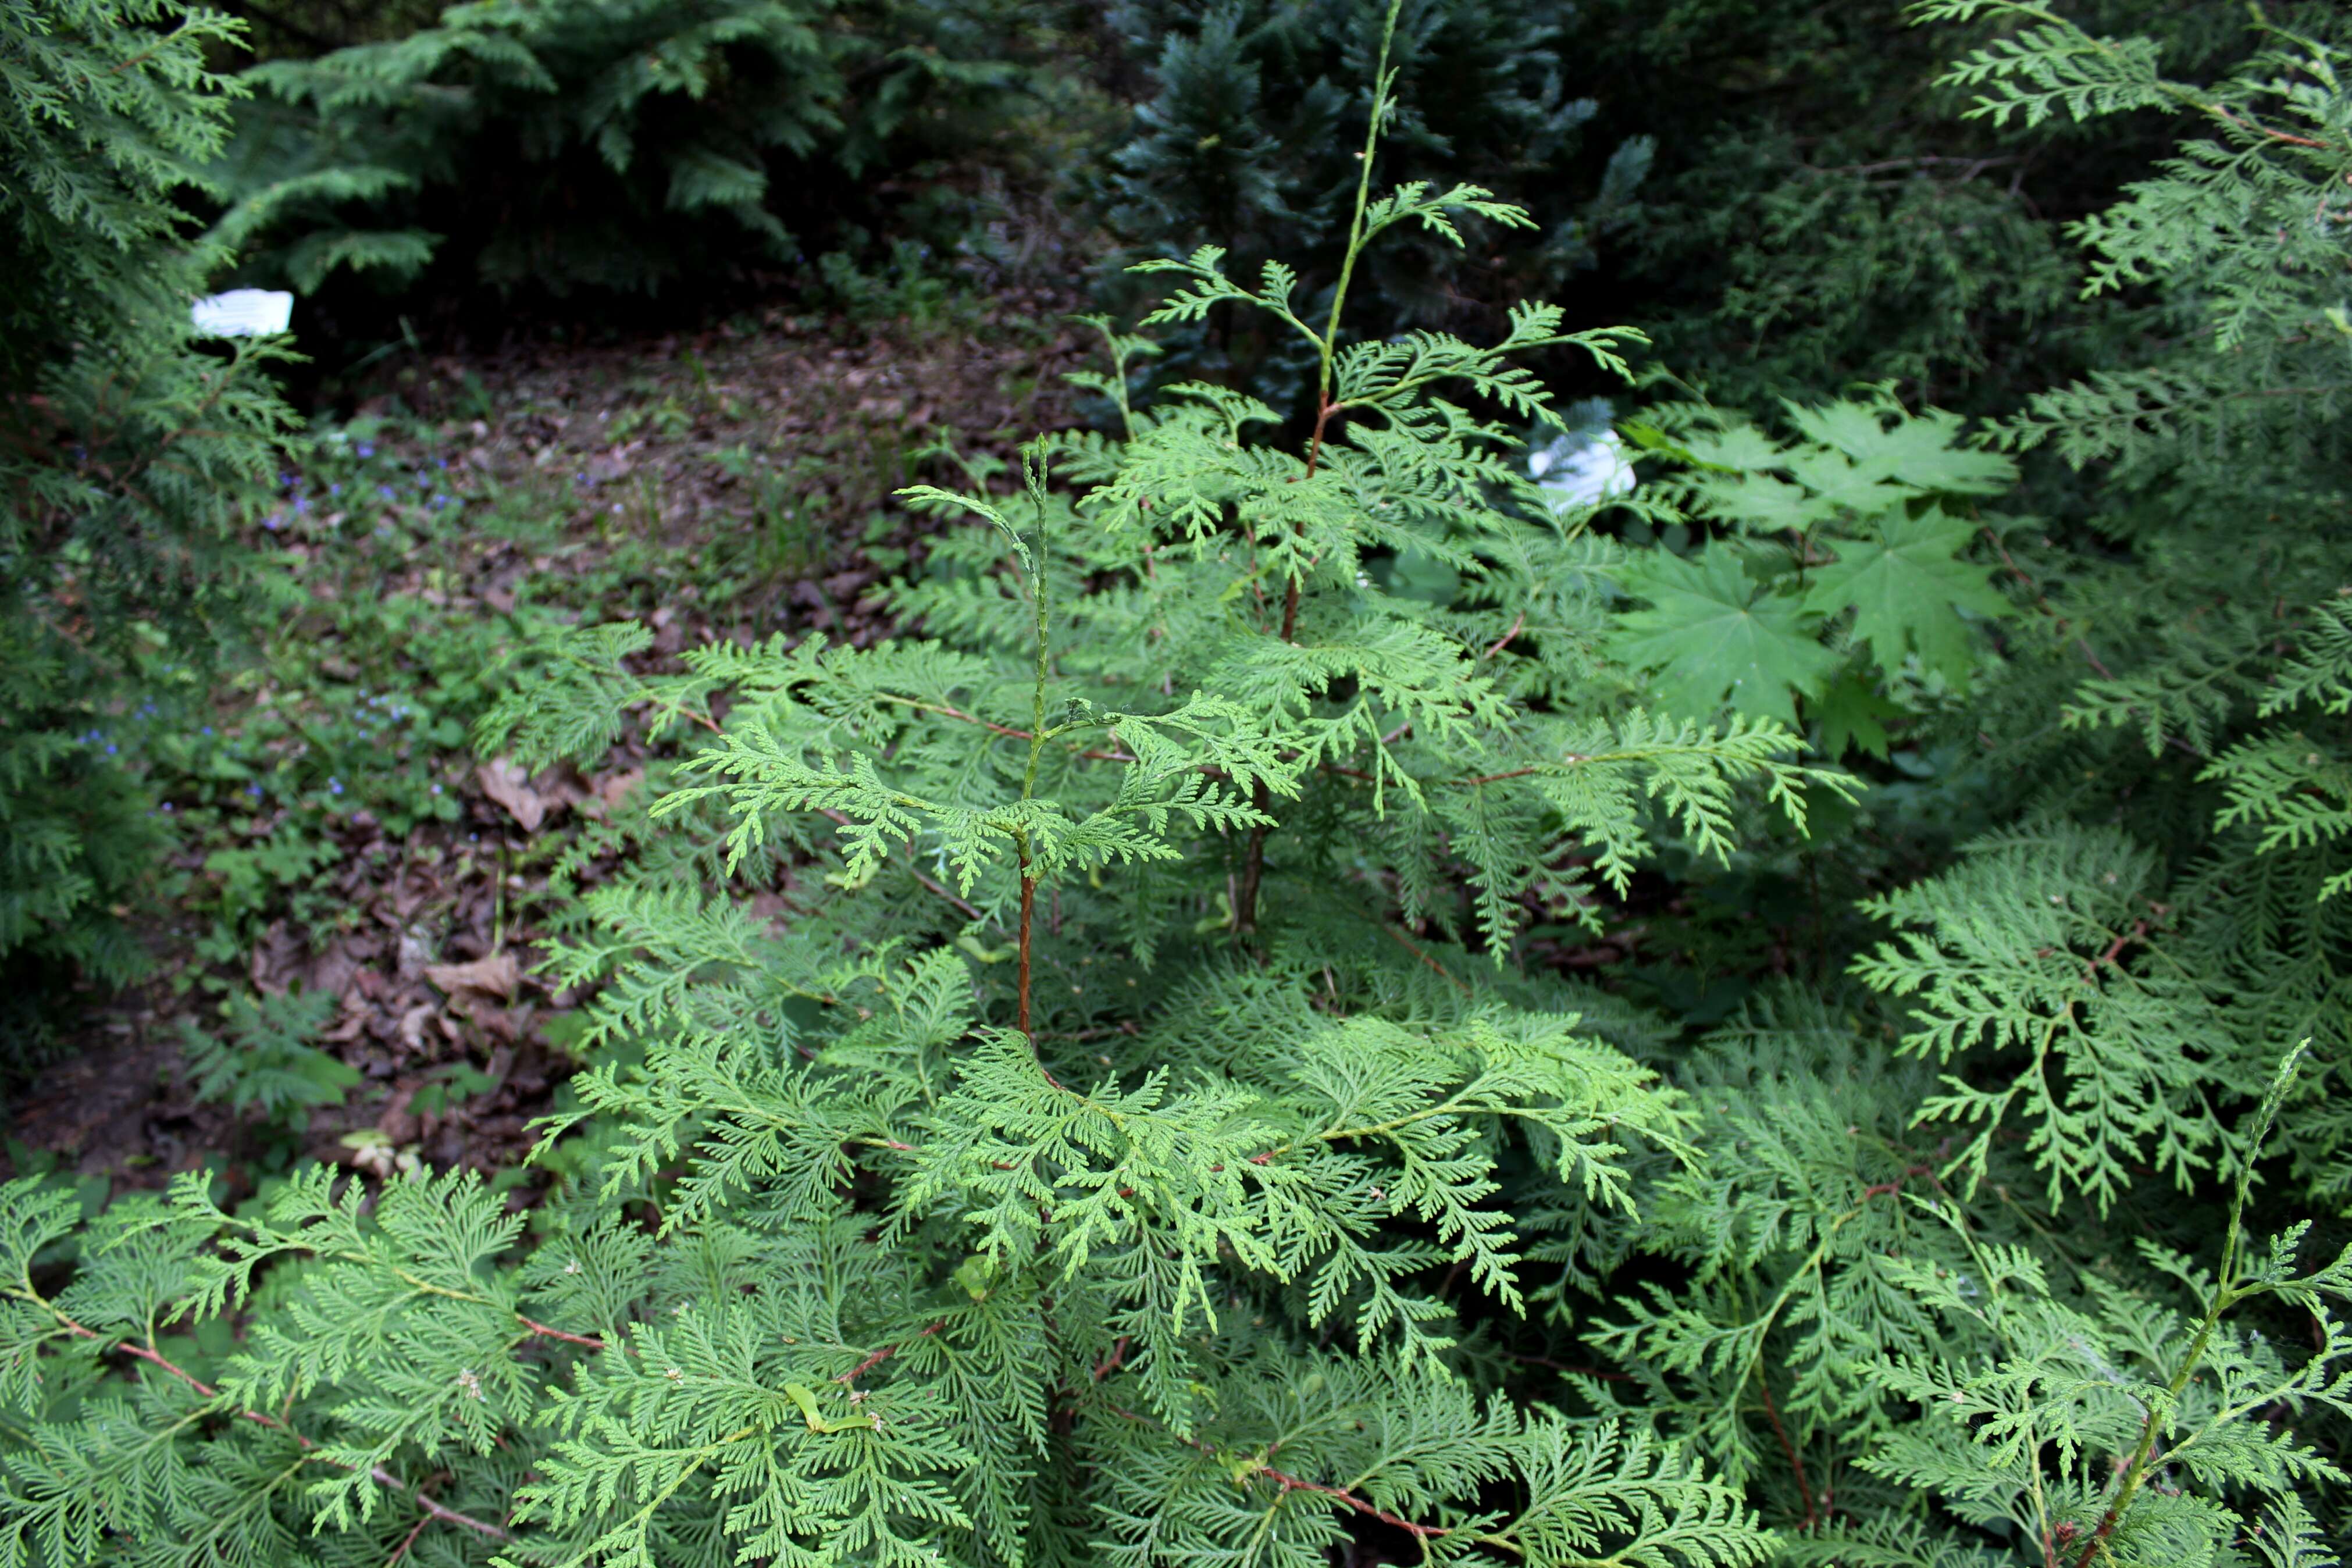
[7, 284, 1089, 1204]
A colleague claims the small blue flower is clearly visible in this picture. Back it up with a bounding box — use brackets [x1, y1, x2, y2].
[161, 803, 173, 813]
[434, 457, 448, 470]
[263, 514, 281, 530]
[248, 783, 263, 797]
[329, 483, 341, 496]
[377, 484, 395, 499]
[105, 743, 116, 755]
[329, 778, 343, 795]
[357, 443, 375, 458]
[430, 783, 443, 794]
[200, 726, 213, 736]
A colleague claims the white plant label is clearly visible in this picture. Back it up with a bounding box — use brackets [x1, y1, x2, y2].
[190, 289, 294, 337]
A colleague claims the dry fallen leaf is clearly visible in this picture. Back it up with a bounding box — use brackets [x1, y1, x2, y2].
[397, 1000, 438, 1055]
[425, 951, 522, 999]
[580, 766, 645, 819]
[478, 757, 548, 832]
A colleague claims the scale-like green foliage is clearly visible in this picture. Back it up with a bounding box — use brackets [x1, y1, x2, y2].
[1, 0, 296, 1041]
[0, 9, 1816, 1563]
[1097, 0, 1654, 404]
[213, 0, 1036, 298]
[1826, 1056, 2352, 1568]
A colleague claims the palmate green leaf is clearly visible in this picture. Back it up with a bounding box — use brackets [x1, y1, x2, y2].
[1673, 399, 2016, 532]
[1780, 401, 2016, 494]
[1776, 447, 1916, 522]
[1815, 671, 1903, 758]
[1667, 424, 1786, 473]
[1801, 507, 2012, 684]
[1687, 470, 1823, 536]
[1611, 550, 1840, 724]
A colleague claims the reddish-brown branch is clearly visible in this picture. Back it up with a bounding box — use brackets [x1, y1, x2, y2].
[381, 1473, 508, 1542]
[912, 864, 985, 922]
[1861, 1164, 1937, 1202]
[838, 1323, 942, 1388]
[1092, 1337, 1131, 1381]
[2071, 1508, 2121, 1568]
[61, 1320, 512, 1542]
[2207, 102, 2328, 149]
[814, 806, 988, 924]
[518, 1316, 607, 1350]
[387, 1511, 433, 1566]
[1982, 526, 2116, 681]
[1234, 794, 1273, 936]
[1386, 924, 1470, 996]
[106, 34, 173, 77]
[1755, 1369, 1816, 1528]
[1482, 610, 1527, 660]
[1237, 397, 1337, 934]
[922, 701, 1034, 742]
[1264, 1464, 1452, 1540]
[2091, 920, 2148, 975]
[1301, 397, 1334, 490]
[1103, 1401, 1453, 1541]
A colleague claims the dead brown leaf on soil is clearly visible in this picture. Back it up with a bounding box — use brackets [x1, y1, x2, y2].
[423, 950, 522, 999]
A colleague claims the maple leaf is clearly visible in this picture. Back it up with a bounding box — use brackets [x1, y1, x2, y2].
[1782, 446, 1915, 521]
[1783, 401, 2016, 493]
[1613, 548, 1841, 724]
[1801, 508, 2013, 683]
[1676, 424, 1785, 471]
[1816, 671, 1905, 759]
[1690, 470, 1818, 534]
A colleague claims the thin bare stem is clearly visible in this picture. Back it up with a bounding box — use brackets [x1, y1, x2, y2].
[385, 1511, 432, 1567]
[1755, 1367, 1817, 1528]
[1236, 0, 1404, 937]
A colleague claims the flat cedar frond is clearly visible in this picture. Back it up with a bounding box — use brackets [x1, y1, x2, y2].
[1852, 822, 2251, 1210]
